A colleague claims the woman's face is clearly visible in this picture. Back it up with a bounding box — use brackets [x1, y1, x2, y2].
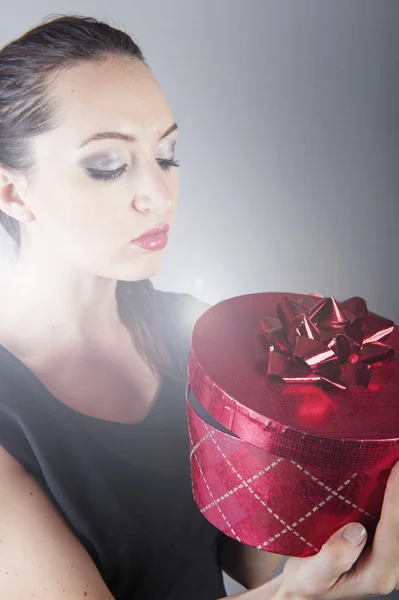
[22, 57, 179, 281]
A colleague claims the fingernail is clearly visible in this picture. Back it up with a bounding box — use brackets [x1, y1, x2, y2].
[343, 523, 367, 546]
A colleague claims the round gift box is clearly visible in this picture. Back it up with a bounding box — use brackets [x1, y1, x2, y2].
[187, 292, 399, 557]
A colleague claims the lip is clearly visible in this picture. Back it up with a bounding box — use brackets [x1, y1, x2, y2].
[131, 224, 170, 252]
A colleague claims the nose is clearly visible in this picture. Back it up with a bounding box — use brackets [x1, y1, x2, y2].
[132, 166, 174, 215]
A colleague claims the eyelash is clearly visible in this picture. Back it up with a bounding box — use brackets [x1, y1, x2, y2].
[86, 159, 180, 182]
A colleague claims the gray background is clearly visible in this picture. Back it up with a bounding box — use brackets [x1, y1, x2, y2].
[0, 1, 398, 597]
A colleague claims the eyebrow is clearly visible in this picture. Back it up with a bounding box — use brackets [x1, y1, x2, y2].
[79, 122, 178, 148]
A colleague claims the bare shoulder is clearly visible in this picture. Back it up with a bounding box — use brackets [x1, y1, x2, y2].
[0, 445, 114, 599]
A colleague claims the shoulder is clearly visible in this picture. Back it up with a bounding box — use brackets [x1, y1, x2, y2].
[153, 289, 211, 345]
[155, 290, 210, 322]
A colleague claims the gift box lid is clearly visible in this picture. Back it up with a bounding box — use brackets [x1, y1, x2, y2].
[188, 292, 399, 471]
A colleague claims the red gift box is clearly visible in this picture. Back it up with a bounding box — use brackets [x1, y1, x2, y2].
[187, 292, 399, 557]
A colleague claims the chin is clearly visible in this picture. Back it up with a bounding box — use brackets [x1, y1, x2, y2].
[112, 252, 164, 282]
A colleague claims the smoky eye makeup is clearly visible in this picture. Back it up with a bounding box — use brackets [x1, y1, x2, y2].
[80, 140, 180, 183]
[79, 150, 129, 182]
[81, 150, 126, 171]
[156, 139, 176, 160]
[156, 139, 179, 172]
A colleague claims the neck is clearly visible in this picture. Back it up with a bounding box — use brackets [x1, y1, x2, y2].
[0, 243, 121, 346]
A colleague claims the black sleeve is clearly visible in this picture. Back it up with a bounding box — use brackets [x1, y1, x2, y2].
[153, 290, 211, 376]
[155, 289, 210, 342]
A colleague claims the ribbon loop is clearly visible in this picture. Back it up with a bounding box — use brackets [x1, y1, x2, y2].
[261, 295, 395, 389]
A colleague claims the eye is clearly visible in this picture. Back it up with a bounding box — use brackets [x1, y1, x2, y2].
[156, 158, 180, 172]
[87, 164, 128, 182]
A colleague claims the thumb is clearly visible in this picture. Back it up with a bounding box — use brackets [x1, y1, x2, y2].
[281, 522, 367, 596]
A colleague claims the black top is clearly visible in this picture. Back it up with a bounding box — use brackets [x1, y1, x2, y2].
[0, 291, 226, 600]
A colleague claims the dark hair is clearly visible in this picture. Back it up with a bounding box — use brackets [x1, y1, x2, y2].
[0, 15, 185, 380]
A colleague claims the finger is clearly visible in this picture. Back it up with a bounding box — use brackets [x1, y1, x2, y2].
[355, 461, 399, 591]
[310, 290, 323, 298]
[281, 522, 367, 597]
[327, 462, 399, 599]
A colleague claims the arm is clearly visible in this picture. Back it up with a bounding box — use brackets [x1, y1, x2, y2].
[0, 445, 115, 599]
[218, 534, 284, 589]
[0, 445, 284, 600]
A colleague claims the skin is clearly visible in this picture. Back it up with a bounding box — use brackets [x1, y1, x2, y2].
[0, 57, 398, 599]
[0, 57, 179, 422]
[0, 57, 178, 336]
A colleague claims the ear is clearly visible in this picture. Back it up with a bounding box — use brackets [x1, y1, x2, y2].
[0, 166, 34, 224]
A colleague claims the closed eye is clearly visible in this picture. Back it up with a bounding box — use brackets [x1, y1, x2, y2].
[157, 158, 180, 172]
[86, 165, 128, 181]
[86, 158, 179, 182]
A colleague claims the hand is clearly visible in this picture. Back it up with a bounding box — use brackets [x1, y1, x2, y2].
[273, 460, 399, 600]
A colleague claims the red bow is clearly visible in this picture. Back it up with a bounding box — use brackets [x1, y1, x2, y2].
[261, 296, 395, 389]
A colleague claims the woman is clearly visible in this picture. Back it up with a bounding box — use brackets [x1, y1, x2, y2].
[0, 15, 398, 600]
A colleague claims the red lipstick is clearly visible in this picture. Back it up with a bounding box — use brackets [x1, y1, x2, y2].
[131, 224, 169, 252]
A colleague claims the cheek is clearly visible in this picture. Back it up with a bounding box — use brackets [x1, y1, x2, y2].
[29, 179, 120, 249]
[168, 171, 179, 209]
[33, 189, 89, 232]
[28, 167, 179, 251]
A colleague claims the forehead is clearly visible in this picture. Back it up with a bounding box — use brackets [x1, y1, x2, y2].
[48, 57, 173, 141]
